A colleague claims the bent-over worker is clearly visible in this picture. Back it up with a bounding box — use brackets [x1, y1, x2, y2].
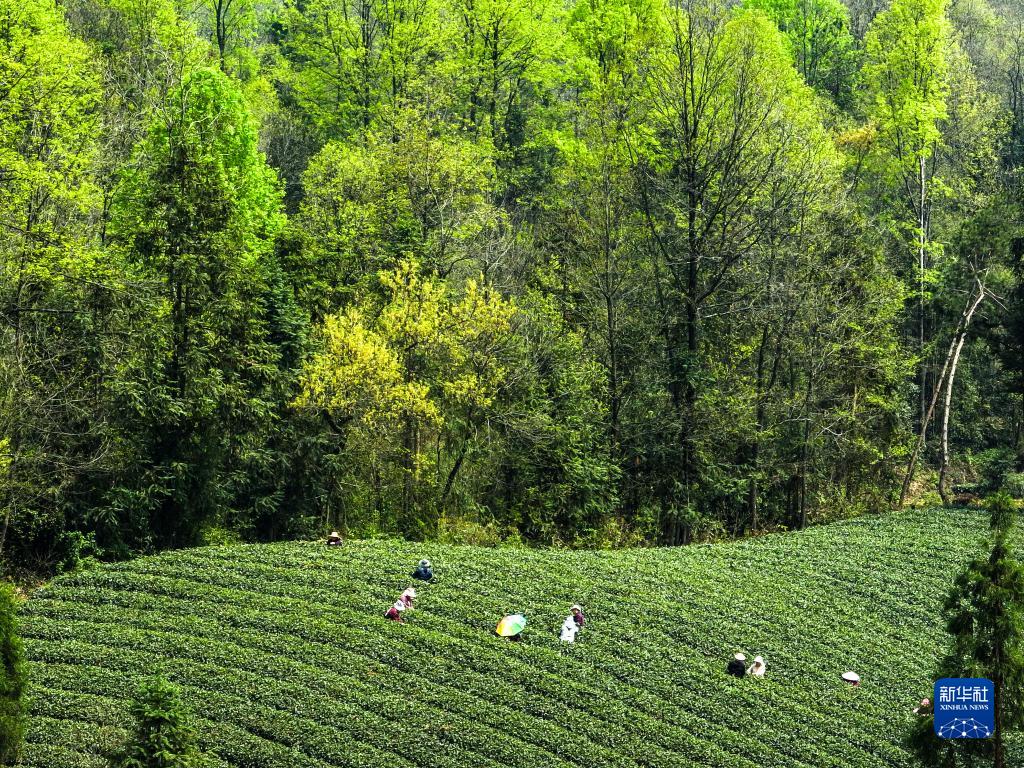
[727, 653, 747, 678]
[385, 599, 407, 623]
[412, 559, 434, 581]
[570, 604, 585, 629]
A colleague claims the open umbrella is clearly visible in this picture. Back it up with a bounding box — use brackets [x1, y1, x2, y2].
[496, 614, 527, 637]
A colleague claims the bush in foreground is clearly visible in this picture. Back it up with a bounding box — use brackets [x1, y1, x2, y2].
[118, 676, 203, 768]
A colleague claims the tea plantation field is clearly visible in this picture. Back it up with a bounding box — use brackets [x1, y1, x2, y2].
[17, 508, 1024, 767]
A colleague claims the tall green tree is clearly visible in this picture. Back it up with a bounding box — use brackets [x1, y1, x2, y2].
[281, 0, 445, 139]
[104, 67, 293, 548]
[635, 0, 844, 540]
[64, 0, 210, 241]
[912, 492, 1024, 768]
[862, 0, 952, 436]
[557, 0, 660, 459]
[744, 0, 857, 106]
[449, 0, 562, 155]
[292, 111, 503, 313]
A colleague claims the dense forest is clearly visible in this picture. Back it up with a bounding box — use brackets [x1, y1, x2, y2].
[1, 0, 1023, 575]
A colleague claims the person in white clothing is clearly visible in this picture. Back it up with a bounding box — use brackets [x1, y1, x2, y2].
[747, 656, 766, 677]
[559, 613, 579, 643]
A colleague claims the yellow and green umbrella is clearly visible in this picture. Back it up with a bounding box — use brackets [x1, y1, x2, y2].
[496, 614, 527, 637]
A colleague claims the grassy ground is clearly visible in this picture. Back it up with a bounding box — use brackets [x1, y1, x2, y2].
[16, 508, 1023, 767]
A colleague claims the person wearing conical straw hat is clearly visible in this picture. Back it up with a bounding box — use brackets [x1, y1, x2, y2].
[384, 598, 407, 623]
[326, 531, 343, 546]
[747, 656, 766, 678]
[842, 671, 861, 687]
[726, 652, 747, 678]
[401, 587, 417, 608]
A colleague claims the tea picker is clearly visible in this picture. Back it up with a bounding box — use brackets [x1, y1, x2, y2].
[385, 599, 407, 623]
[412, 559, 434, 582]
[497, 614, 527, 642]
[560, 604, 585, 643]
[747, 656, 766, 678]
[570, 604, 585, 630]
[559, 613, 579, 643]
[727, 653, 747, 677]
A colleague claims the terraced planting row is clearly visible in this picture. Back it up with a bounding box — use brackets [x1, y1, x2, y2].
[18, 508, 1023, 767]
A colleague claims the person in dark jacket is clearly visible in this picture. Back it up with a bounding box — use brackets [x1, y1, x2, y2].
[727, 653, 747, 678]
[411, 559, 434, 581]
[326, 531, 343, 546]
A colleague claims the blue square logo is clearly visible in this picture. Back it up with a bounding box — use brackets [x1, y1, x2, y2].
[934, 678, 995, 739]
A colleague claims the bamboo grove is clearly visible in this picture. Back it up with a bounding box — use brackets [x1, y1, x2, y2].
[1, 0, 1023, 572]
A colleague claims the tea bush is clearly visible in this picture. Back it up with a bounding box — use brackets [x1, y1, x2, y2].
[16, 509, 1024, 767]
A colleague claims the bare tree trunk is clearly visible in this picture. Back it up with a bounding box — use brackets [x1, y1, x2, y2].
[799, 334, 816, 530]
[0, 238, 30, 560]
[437, 403, 474, 520]
[215, 0, 232, 68]
[603, 165, 620, 457]
[900, 276, 986, 506]
[748, 324, 770, 533]
[919, 155, 927, 433]
[938, 279, 986, 504]
[0, 415, 17, 560]
[438, 439, 468, 519]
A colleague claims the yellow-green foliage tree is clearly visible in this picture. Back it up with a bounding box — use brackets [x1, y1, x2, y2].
[296, 260, 516, 534]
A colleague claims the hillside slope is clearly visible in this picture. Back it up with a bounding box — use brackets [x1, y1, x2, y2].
[17, 509, 1023, 767]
